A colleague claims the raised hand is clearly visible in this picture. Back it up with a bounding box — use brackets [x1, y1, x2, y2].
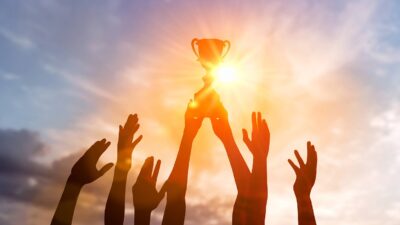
[288, 141, 317, 197]
[184, 100, 204, 139]
[133, 157, 165, 225]
[117, 114, 143, 171]
[105, 114, 143, 225]
[70, 139, 113, 185]
[241, 112, 270, 225]
[210, 101, 231, 141]
[51, 139, 113, 225]
[288, 141, 318, 225]
[133, 157, 164, 212]
[242, 112, 270, 158]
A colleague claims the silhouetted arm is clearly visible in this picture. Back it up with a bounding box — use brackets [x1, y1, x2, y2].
[242, 112, 270, 225]
[51, 139, 113, 225]
[161, 101, 203, 225]
[132, 157, 164, 225]
[211, 104, 251, 192]
[210, 103, 251, 225]
[105, 114, 142, 225]
[288, 141, 318, 225]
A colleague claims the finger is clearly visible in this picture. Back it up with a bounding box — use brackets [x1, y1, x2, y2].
[131, 135, 143, 148]
[152, 159, 161, 183]
[257, 112, 262, 130]
[132, 123, 140, 135]
[294, 150, 306, 168]
[288, 159, 300, 175]
[91, 138, 106, 149]
[251, 112, 257, 133]
[92, 140, 111, 158]
[308, 143, 318, 167]
[242, 129, 252, 152]
[126, 114, 138, 130]
[98, 163, 114, 176]
[262, 119, 270, 136]
[138, 157, 154, 179]
[307, 141, 313, 164]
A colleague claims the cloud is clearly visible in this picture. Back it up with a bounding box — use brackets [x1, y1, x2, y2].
[42, 64, 119, 103]
[0, 28, 35, 50]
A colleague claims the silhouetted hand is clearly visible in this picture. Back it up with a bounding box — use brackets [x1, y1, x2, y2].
[238, 112, 270, 225]
[288, 141, 317, 197]
[117, 114, 142, 171]
[242, 112, 270, 159]
[105, 114, 143, 225]
[289, 141, 318, 225]
[51, 139, 113, 225]
[70, 139, 113, 185]
[184, 100, 204, 140]
[133, 157, 164, 212]
[210, 101, 232, 141]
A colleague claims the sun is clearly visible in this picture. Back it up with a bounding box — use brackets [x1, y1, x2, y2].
[213, 63, 238, 85]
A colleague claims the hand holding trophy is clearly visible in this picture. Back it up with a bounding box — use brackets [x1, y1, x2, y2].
[191, 38, 231, 118]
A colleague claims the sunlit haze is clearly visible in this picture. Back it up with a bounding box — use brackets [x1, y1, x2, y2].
[0, 1, 400, 225]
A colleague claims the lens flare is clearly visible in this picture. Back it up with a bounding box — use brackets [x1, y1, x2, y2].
[213, 64, 237, 84]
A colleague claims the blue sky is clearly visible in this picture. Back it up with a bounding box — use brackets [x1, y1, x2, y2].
[0, 0, 400, 224]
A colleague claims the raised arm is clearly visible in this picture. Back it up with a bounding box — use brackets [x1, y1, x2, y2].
[51, 139, 113, 225]
[161, 100, 203, 225]
[105, 114, 143, 225]
[288, 141, 318, 225]
[132, 156, 164, 225]
[242, 112, 270, 225]
[210, 103, 251, 225]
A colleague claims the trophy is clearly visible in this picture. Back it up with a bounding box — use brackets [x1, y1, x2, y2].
[191, 38, 231, 117]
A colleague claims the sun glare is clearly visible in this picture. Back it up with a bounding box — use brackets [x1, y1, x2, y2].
[213, 64, 238, 85]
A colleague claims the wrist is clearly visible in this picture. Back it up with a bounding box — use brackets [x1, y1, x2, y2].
[115, 159, 132, 171]
[182, 127, 196, 142]
[66, 176, 85, 189]
[295, 193, 311, 203]
[134, 209, 151, 224]
[113, 164, 130, 176]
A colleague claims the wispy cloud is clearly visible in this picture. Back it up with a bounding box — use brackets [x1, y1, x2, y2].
[42, 64, 119, 103]
[0, 28, 35, 50]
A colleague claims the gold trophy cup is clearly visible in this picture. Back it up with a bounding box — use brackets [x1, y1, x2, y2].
[191, 38, 231, 117]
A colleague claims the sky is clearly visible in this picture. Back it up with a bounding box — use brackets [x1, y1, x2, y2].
[0, 0, 400, 224]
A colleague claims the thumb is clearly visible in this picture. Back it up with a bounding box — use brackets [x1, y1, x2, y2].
[98, 163, 114, 176]
[242, 129, 252, 153]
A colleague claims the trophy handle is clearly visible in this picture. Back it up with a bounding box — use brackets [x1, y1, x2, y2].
[222, 40, 231, 58]
[191, 38, 200, 58]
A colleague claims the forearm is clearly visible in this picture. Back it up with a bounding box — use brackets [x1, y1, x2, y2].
[51, 177, 83, 225]
[296, 195, 316, 225]
[168, 129, 194, 188]
[248, 157, 267, 225]
[251, 157, 267, 198]
[162, 197, 186, 225]
[104, 168, 129, 225]
[134, 210, 151, 225]
[162, 129, 193, 225]
[221, 134, 251, 191]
